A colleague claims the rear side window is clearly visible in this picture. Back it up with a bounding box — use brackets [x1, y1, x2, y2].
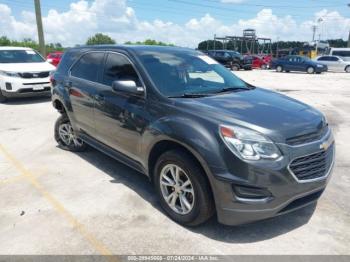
[70, 52, 104, 82]
[330, 57, 339, 61]
[102, 53, 141, 86]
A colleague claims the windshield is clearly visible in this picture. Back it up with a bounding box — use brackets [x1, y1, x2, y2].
[137, 50, 248, 97]
[0, 50, 45, 63]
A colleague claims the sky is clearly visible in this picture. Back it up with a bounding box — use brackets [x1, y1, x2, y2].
[0, 0, 349, 47]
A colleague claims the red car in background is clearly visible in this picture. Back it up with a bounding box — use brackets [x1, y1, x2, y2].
[251, 55, 270, 69]
[46, 51, 63, 67]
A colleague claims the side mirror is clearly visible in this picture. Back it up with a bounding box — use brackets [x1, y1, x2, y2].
[112, 80, 144, 96]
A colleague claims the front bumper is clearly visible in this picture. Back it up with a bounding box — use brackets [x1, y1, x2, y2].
[209, 130, 335, 225]
[315, 66, 328, 72]
[0, 75, 51, 98]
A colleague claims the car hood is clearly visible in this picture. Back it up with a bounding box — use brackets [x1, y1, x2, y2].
[0, 62, 55, 73]
[175, 88, 325, 143]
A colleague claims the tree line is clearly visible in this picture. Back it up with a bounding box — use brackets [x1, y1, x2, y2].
[0, 33, 174, 55]
[1, 33, 347, 56]
[197, 39, 348, 54]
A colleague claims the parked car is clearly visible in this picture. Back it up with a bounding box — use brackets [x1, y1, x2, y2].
[271, 55, 327, 74]
[0, 47, 56, 103]
[206, 50, 252, 71]
[52, 45, 334, 226]
[315, 55, 350, 73]
[250, 55, 269, 69]
[327, 48, 350, 61]
[46, 51, 63, 67]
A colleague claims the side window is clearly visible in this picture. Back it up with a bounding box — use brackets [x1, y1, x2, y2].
[330, 57, 339, 61]
[70, 52, 104, 82]
[102, 53, 141, 87]
[224, 52, 231, 58]
[318, 57, 326, 61]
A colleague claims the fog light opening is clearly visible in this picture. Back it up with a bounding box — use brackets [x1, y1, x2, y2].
[5, 82, 12, 90]
[233, 184, 272, 200]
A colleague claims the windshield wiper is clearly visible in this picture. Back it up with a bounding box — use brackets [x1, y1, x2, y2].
[168, 93, 212, 98]
[214, 87, 250, 94]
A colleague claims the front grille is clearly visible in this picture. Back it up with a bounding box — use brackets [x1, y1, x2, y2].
[19, 71, 50, 79]
[289, 143, 334, 181]
[286, 125, 329, 146]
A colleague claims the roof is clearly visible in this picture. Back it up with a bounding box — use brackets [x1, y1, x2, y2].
[0, 46, 34, 51]
[68, 44, 197, 55]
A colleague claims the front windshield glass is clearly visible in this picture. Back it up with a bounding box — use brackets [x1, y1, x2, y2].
[0, 50, 45, 63]
[137, 49, 248, 97]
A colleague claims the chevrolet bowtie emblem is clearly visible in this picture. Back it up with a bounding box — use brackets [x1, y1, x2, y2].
[320, 135, 334, 151]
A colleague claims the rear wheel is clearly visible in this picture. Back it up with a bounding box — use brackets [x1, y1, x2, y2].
[276, 65, 283, 72]
[154, 150, 215, 226]
[307, 67, 315, 74]
[345, 66, 350, 73]
[54, 114, 87, 152]
[231, 64, 240, 71]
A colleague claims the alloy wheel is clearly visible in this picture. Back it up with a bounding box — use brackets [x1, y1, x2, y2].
[159, 164, 195, 215]
[58, 123, 84, 147]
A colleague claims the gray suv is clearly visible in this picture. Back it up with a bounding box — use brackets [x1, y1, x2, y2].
[51, 45, 335, 226]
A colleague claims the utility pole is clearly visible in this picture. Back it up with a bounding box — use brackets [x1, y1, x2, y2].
[348, 4, 350, 47]
[34, 0, 46, 56]
[312, 25, 317, 41]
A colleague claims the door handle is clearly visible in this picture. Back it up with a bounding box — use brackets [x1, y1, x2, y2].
[94, 94, 105, 102]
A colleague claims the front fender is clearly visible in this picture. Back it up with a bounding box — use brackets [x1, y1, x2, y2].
[141, 115, 226, 176]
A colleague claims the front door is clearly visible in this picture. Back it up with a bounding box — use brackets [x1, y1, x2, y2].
[93, 52, 148, 162]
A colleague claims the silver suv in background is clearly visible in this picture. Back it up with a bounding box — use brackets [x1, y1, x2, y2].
[315, 55, 350, 73]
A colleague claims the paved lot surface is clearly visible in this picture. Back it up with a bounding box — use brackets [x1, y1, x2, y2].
[0, 70, 349, 255]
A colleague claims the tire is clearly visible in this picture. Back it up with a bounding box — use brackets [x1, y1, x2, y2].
[261, 64, 267, 70]
[307, 67, 315, 74]
[345, 66, 350, 73]
[0, 90, 7, 103]
[154, 149, 215, 226]
[276, 65, 283, 72]
[231, 64, 239, 71]
[54, 114, 87, 152]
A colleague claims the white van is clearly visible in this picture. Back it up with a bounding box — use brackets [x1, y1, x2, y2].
[328, 48, 350, 61]
[0, 47, 56, 102]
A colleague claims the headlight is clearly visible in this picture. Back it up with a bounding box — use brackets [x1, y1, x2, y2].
[0, 71, 20, 77]
[220, 125, 281, 160]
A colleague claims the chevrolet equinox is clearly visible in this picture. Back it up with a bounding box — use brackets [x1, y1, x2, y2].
[51, 45, 335, 226]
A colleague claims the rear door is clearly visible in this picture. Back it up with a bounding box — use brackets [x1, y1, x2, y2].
[317, 56, 336, 71]
[68, 52, 105, 136]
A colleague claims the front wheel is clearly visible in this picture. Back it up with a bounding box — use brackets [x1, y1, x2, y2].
[0, 90, 7, 103]
[154, 150, 215, 226]
[345, 66, 350, 73]
[54, 114, 87, 152]
[276, 65, 283, 72]
[307, 67, 315, 74]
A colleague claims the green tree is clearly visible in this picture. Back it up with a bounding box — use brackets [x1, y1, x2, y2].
[124, 39, 174, 46]
[0, 36, 11, 46]
[86, 33, 116, 45]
